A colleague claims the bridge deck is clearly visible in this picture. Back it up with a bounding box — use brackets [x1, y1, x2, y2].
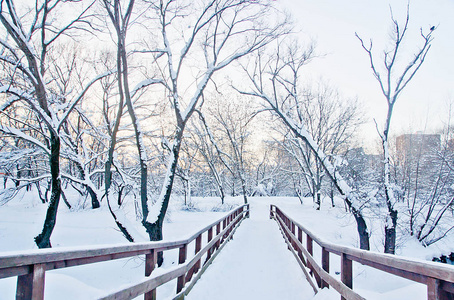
[185, 200, 316, 300]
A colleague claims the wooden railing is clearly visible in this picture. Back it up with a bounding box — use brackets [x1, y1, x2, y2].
[0, 204, 249, 300]
[270, 205, 454, 300]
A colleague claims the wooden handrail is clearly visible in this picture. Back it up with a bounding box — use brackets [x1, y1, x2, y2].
[0, 204, 250, 300]
[270, 204, 454, 300]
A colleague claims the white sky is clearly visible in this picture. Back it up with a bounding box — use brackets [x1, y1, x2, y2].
[279, 0, 454, 151]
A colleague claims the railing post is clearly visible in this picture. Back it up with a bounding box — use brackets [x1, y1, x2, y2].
[306, 235, 321, 287]
[216, 222, 221, 248]
[194, 234, 202, 273]
[176, 244, 187, 293]
[307, 235, 313, 275]
[427, 278, 451, 300]
[321, 247, 330, 289]
[205, 227, 213, 264]
[16, 263, 45, 300]
[341, 253, 353, 300]
[298, 227, 306, 266]
[145, 249, 157, 300]
[229, 214, 233, 237]
[226, 216, 230, 237]
[291, 222, 296, 250]
[222, 218, 227, 242]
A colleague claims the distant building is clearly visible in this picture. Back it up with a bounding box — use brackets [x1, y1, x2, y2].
[396, 133, 440, 164]
[448, 139, 454, 152]
[344, 147, 381, 173]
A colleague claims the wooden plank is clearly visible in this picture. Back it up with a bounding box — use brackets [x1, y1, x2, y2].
[298, 227, 306, 266]
[100, 266, 186, 300]
[273, 214, 318, 294]
[428, 278, 454, 300]
[322, 247, 330, 289]
[428, 278, 442, 300]
[273, 213, 365, 300]
[177, 244, 187, 293]
[0, 242, 181, 269]
[271, 205, 454, 284]
[194, 234, 202, 274]
[176, 213, 247, 299]
[16, 273, 33, 300]
[16, 263, 45, 300]
[144, 250, 157, 300]
[178, 212, 247, 292]
[181, 204, 248, 243]
[291, 222, 296, 251]
[0, 265, 30, 279]
[216, 222, 221, 250]
[1, 205, 250, 272]
[349, 254, 428, 284]
[206, 227, 213, 263]
[185, 213, 244, 273]
[2, 206, 249, 300]
[341, 254, 353, 300]
[307, 235, 314, 277]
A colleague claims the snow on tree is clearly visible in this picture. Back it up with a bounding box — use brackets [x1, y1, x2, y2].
[132, 0, 290, 264]
[238, 41, 371, 250]
[356, 5, 435, 254]
[0, 0, 112, 248]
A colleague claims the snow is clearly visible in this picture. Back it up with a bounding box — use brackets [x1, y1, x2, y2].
[147, 150, 177, 224]
[0, 125, 50, 155]
[0, 195, 452, 299]
[185, 198, 315, 300]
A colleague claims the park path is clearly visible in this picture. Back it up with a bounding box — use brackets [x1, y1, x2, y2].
[185, 198, 315, 300]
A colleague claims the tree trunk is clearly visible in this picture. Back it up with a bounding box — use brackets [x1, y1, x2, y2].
[143, 128, 184, 266]
[382, 108, 397, 254]
[240, 175, 248, 204]
[75, 161, 100, 209]
[219, 187, 225, 205]
[35, 133, 61, 248]
[384, 208, 398, 254]
[86, 185, 100, 209]
[352, 207, 370, 250]
[316, 191, 321, 210]
[330, 183, 335, 207]
[142, 219, 164, 266]
[107, 195, 134, 243]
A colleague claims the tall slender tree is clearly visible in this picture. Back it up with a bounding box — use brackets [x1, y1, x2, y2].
[0, 0, 109, 248]
[356, 5, 435, 254]
[239, 42, 371, 250]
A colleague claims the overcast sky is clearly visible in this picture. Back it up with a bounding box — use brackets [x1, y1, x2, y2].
[278, 0, 454, 151]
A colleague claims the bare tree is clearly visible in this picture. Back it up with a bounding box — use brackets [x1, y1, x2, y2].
[239, 41, 371, 250]
[356, 5, 435, 254]
[137, 0, 289, 263]
[0, 0, 112, 248]
[175, 138, 199, 205]
[276, 82, 363, 209]
[192, 110, 227, 204]
[207, 95, 258, 204]
[395, 107, 454, 246]
[102, 0, 168, 242]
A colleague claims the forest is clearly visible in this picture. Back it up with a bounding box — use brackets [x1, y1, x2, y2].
[0, 0, 453, 261]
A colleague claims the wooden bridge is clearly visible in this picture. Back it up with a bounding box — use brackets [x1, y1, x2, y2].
[1, 202, 454, 300]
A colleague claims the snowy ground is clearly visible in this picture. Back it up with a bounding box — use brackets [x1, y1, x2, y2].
[186, 198, 315, 300]
[0, 195, 452, 299]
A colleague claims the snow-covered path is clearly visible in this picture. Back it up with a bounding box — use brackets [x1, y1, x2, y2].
[185, 198, 316, 300]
